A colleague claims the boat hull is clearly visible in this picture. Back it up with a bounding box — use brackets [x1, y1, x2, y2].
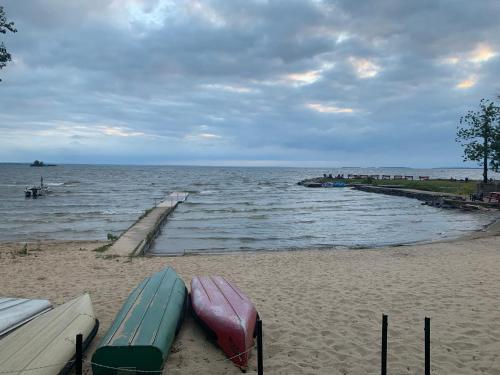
[92, 267, 187, 374]
[191, 276, 258, 369]
[0, 297, 52, 337]
[0, 293, 98, 375]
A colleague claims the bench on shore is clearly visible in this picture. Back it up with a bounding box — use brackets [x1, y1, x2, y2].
[370, 175, 380, 179]
[419, 176, 430, 180]
[381, 175, 391, 180]
[393, 175, 403, 180]
[404, 176, 414, 180]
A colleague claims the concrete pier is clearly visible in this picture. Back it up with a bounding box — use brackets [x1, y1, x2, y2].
[107, 192, 188, 257]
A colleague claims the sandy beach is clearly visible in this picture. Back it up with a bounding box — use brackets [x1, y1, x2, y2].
[3, 0, 500, 373]
[1, 223, 500, 374]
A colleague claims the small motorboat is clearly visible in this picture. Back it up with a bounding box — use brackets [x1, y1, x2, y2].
[92, 267, 188, 375]
[25, 187, 42, 198]
[191, 276, 258, 370]
[24, 177, 50, 198]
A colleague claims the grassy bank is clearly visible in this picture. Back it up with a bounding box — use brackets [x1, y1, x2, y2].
[306, 177, 477, 196]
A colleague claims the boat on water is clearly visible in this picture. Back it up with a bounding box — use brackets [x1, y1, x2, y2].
[0, 293, 99, 375]
[191, 276, 258, 370]
[92, 267, 188, 375]
[322, 181, 347, 188]
[0, 297, 52, 337]
[24, 177, 50, 198]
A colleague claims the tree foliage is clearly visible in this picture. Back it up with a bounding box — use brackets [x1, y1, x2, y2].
[456, 99, 500, 182]
[0, 5, 17, 82]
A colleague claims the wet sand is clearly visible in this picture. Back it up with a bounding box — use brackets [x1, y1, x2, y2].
[1, 224, 500, 374]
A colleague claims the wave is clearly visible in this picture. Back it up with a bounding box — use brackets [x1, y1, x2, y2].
[1, 165, 492, 244]
[248, 214, 269, 220]
[200, 190, 217, 195]
[184, 207, 294, 214]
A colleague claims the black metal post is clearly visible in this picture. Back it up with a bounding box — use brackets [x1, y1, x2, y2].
[381, 314, 388, 375]
[425, 317, 430, 375]
[257, 318, 263, 375]
[76, 333, 83, 375]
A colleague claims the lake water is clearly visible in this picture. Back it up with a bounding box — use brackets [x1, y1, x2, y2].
[0, 164, 497, 253]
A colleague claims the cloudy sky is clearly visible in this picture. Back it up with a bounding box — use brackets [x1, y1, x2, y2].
[1, 0, 499, 167]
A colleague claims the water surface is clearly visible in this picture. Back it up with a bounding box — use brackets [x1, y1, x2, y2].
[0, 164, 495, 253]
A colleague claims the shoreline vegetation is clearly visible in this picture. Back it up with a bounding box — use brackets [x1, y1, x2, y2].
[298, 176, 478, 196]
[298, 176, 500, 211]
[1, 222, 500, 374]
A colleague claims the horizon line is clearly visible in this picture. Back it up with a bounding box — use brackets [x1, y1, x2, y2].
[0, 161, 482, 170]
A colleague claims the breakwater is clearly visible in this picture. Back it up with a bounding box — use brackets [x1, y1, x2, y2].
[348, 185, 497, 211]
[351, 184, 462, 202]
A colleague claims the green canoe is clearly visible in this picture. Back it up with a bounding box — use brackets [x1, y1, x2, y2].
[92, 267, 187, 374]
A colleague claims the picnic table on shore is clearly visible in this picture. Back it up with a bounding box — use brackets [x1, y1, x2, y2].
[485, 192, 500, 203]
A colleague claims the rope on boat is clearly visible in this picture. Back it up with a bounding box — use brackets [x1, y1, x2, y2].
[86, 361, 163, 373]
[86, 345, 256, 372]
[224, 344, 255, 361]
[0, 343, 256, 373]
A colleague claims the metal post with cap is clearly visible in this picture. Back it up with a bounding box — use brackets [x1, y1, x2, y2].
[425, 317, 430, 375]
[256, 318, 264, 375]
[381, 314, 388, 375]
[75, 333, 83, 375]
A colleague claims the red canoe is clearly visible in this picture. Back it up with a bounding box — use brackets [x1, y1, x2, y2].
[190, 276, 258, 369]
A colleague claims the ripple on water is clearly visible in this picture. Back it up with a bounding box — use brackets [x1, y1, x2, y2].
[0, 164, 496, 246]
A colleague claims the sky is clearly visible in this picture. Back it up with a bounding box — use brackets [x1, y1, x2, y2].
[0, 0, 499, 167]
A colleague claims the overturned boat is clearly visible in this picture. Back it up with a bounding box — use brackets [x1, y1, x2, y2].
[92, 267, 188, 374]
[0, 293, 99, 375]
[191, 276, 258, 370]
[0, 297, 52, 337]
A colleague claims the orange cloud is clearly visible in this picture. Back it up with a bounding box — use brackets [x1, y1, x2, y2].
[306, 103, 354, 113]
[469, 43, 496, 63]
[349, 57, 380, 78]
[456, 75, 477, 89]
[285, 70, 321, 85]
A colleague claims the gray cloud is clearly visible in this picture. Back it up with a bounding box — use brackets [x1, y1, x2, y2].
[1, 0, 499, 166]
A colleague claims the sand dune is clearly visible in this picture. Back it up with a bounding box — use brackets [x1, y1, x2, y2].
[1, 230, 500, 374]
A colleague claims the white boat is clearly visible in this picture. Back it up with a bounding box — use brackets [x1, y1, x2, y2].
[0, 293, 99, 375]
[0, 298, 52, 337]
[24, 177, 51, 198]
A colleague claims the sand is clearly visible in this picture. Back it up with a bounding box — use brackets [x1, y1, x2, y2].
[1, 227, 500, 374]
